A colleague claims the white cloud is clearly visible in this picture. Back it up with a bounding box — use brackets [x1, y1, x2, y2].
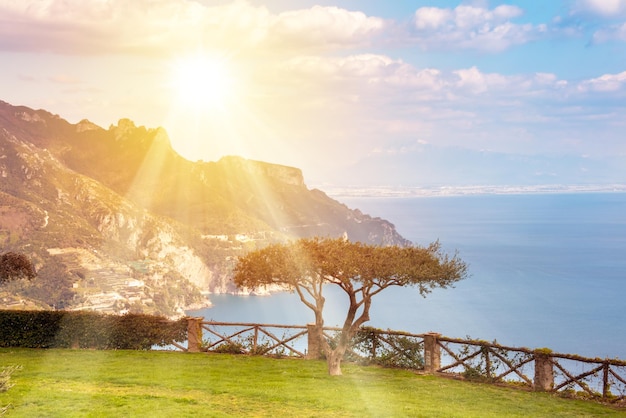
[285, 54, 448, 95]
[0, 0, 385, 55]
[578, 71, 626, 92]
[453, 67, 509, 93]
[0, 1, 552, 55]
[534, 72, 558, 84]
[291, 61, 586, 156]
[454, 5, 523, 28]
[414, 7, 453, 30]
[566, 0, 626, 44]
[411, 4, 544, 52]
[269, 6, 385, 49]
[573, 0, 626, 17]
[0, 0, 272, 53]
[282, 55, 572, 111]
[592, 22, 626, 42]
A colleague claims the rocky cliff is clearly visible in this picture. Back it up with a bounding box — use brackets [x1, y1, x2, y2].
[0, 99, 410, 316]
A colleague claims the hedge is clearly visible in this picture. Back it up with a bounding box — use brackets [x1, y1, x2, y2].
[0, 310, 187, 350]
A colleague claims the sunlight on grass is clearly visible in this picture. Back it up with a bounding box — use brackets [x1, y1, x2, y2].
[1, 348, 623, 417]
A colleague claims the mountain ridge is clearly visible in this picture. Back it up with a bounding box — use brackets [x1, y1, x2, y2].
[0, 100, 409, 316]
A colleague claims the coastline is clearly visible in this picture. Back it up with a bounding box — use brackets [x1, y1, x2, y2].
[317, 184, 626, 199]
[183, 285, 290, 317]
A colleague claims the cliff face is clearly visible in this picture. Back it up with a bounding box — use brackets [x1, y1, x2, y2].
[0, 99, 410, 316]
[218, 156, 305, 187]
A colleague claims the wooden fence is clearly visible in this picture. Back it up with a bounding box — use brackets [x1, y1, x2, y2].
[182, 319, 626, 403]
[432, 335, 626, 400]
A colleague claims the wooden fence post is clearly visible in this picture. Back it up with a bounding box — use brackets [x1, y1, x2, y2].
[424, 332, 441, 374]
[533, 350, 554, 391]
[187, 317, 203, 353]
[306, 324, 323, 359]
[602, 362, 610, 398]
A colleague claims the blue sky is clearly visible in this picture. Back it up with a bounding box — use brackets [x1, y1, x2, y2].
[1, 0, 625, 187]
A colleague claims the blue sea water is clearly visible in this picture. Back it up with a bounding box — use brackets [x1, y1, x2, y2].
[189, 193, 626, 359]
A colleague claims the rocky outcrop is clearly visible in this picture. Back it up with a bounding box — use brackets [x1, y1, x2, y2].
[218, 156, 305, 187]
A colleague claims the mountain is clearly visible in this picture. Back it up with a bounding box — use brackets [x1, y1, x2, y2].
[0, 100, 409, 317]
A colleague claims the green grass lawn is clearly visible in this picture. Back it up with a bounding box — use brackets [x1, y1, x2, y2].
[0, 348, 624, 417]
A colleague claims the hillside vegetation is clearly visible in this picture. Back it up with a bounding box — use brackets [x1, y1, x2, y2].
[1, 348, 623, 417]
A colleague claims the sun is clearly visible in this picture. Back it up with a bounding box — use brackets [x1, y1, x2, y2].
[170, 53, 235, 110]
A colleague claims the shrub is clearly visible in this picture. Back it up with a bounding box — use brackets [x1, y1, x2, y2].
[0, 310, 187, 350]
[327, 327, 425, 370]
[212, 341, 246, 354]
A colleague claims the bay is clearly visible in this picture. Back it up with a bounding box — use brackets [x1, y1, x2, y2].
[189, 193, 626, 359]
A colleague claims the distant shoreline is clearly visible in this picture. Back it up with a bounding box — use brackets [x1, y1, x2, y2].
[317, 184, 626, 199]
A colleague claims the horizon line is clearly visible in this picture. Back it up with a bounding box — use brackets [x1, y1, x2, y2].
[315, 183, 626, 198]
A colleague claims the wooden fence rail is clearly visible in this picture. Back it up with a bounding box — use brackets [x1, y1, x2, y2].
[182, 319, 626, 402]
[199, 321, 309, 357]
[432, 335, 626, 401]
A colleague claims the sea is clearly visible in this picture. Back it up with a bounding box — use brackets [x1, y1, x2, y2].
[189, 192, 626, 360]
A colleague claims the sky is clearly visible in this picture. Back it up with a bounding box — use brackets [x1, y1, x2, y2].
[1, 0, 626, 188]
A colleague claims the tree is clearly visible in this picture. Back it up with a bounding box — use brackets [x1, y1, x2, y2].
[0, 252, 36, 285]
[23, 257, 75, 309]
[233, 237, 468, 375]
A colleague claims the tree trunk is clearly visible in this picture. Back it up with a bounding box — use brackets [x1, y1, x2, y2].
[327, 350, 343, 376]
[326, 334, 350, 376]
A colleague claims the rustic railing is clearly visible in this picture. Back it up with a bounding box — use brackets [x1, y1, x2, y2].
[429, 334, 626, 401]
[182, 319, 626, 402]
[196, 321, 309, 357]
[435, 336, 537, 384]
[551, 353, 626, 399]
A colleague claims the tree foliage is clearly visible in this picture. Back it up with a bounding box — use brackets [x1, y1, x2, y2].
[22, 257, 75, 309]
[0, 252, 36, 285]
[233, 237, 469, 375]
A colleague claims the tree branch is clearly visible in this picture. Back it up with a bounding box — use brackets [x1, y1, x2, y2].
[293, 284, 317, 313]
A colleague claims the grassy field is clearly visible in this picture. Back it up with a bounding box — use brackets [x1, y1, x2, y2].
[0, 348, 624, 417]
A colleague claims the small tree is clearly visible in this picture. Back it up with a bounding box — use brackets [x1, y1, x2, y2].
[233, 237, 468, 375]
[23, 257, 74, 309]
[0, 252, 36, 285]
